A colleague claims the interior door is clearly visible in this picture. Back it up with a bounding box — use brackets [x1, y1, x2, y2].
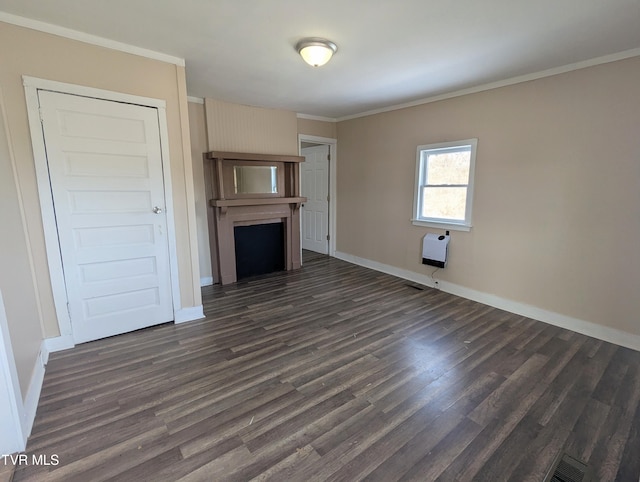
[38, 90, 174, 343]
[301, 145, 330, 254]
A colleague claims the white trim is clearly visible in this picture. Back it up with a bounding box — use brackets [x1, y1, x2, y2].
[437, 281, 640, 353]
[200, 276, 214, 287]
[336, 48, 640, 122]
[296, 113, 337, 122]
[335, 251, 437, 289]
[298, 134, 338, 257]
[413, 139, 477, 231]
[0, 291, 27, 454]
[23, 76, 183, 345]
[23, 81, 73, 339]
[187, 96, 205, 105]
[174, 305, 205, 324]
[40, 344, 49, 366]
[299, 134, 336, 145]
[156, 107, 184, 319]
[411, 220, 471, 232]
[0, 12, 185, 67]
[43, 335, 75, 354]
[334, 251, 640, 352]
[23, 76, 169, 109]
[22, 343, 46, 439]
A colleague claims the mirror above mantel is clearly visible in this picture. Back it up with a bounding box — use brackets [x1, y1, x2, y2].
[233, 165, 278, 195]
[221, 159, 284, 199]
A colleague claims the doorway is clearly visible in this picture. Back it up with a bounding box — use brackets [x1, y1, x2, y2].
[299, 135, 337, 257]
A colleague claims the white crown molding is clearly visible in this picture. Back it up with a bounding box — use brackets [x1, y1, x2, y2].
[0, 12, 185, 67]
[336, 47, 640, 122]
[187, 96, 204, 105]
[334, 251, 640, 352]
[296, 113, 337, 122]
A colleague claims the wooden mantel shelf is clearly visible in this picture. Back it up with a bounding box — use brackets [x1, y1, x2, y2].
[207, 151, 304, 163]
[210, 197, 306, 208]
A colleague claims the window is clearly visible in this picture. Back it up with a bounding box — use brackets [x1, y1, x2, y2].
[412, 139, 477, 231]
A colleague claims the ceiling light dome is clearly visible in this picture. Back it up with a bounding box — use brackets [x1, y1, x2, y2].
[296, 38, 337, 67]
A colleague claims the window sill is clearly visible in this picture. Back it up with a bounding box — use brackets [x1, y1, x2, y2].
[411, 219, 471, 232]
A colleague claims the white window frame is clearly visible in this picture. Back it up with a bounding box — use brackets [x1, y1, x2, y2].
[412, 138, 478, 232]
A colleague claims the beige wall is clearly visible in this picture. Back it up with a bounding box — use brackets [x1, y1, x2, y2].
[0, 93, 43, 398]
[337, 57, 640, 337]
[205, 98, 298, 155]
[0, 20, 201, 385]
[188, 101, 212, 283]
[297, 118, 337, 139]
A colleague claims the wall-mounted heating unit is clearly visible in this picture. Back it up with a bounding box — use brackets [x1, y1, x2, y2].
[422, 232, 450, 268]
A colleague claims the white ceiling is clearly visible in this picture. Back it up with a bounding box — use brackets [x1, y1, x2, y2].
[1, 0, 639, 119]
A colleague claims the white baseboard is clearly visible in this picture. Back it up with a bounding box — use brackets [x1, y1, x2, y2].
[200, 276, 214, 287]
[22, 341, 47, 441]
[335, 251, 438, 289]
[334, 251, 640, 352]
[0, 290, 27, 454]
[174, 305, 205, 324]
[44, 334, 75, 354]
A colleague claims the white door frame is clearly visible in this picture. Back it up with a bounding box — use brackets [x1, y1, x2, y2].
[23, 76, 182, 348]
[298, 134, 337, 257]
[0, 290, 27, 454]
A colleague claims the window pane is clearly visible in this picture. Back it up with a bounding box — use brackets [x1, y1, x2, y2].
[421, 186, 467, 220]
[426, 150, 470, 185]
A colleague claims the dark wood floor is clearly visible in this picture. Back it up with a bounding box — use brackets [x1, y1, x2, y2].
[13, 251, 640, 481]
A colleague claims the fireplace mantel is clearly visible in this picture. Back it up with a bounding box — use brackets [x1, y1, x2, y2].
[203, 151, 307, 285]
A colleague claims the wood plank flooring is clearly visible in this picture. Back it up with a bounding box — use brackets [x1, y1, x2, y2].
[12, 251, 640, 481]
[0, 460, 15, 482]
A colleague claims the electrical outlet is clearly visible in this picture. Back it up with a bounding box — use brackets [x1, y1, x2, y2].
[434, 280, 439, 289]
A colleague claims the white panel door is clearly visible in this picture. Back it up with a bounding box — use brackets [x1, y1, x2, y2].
[301, 145, 329, 254]
[38, 90, 173, 343]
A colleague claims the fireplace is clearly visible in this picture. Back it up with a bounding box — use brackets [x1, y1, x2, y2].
[203, 151, 306, 285]
[234, 222, 285, 279]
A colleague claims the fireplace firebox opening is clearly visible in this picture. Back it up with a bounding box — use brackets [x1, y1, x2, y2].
[234, 222, 285, 279]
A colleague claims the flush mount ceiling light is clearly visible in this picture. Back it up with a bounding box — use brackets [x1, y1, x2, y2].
[296, 38, 337, 67]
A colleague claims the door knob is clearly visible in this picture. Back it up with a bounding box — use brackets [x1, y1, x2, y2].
[153, 206, 163, 214]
